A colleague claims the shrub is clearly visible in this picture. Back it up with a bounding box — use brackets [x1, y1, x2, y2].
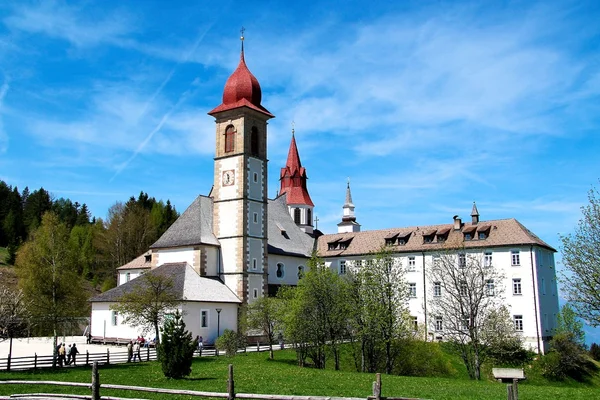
[158, 311, 197, 379]
[216, 329, 241, 357]
[589, 343, 600, 361]
[540, 332, 598, 381]
[392, 338, 454, 377]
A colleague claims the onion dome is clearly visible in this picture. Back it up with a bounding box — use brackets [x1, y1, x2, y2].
[209, 43, 273, 118]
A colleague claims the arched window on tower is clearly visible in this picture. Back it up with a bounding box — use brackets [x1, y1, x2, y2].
[225, 125, 235, 153]
[307, 209, 312, 226]
[250, 127, 259, 156]
[294, 208, 301, 224]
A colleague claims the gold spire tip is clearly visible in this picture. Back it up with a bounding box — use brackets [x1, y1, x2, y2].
[240, 26, 245, 41]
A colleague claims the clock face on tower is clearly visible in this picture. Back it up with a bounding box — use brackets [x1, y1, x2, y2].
[222, 170, 235, 186]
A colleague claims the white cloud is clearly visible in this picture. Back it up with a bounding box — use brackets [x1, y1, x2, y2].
[3, 1, 134, 48]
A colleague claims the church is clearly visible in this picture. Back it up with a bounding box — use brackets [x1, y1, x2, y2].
[90, 38, 559, 354]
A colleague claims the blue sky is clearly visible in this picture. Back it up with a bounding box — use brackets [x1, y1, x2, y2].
[1, 1, 599, 340]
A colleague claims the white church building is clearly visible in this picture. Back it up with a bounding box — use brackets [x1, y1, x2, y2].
[90, 38, 559, 354]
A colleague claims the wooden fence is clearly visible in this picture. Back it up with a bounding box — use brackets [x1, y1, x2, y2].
[0, 362, 430, 400]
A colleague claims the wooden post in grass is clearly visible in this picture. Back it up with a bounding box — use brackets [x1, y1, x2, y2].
[86, 350, 89, 366]
[372, 373, 381, 400]
[34, 353, 37, 370]
[228, 364, 235, 400]
[7, 353, 10, 371]
[257, 341, 260, 352]
[506, 384, 514, 400]
[106, 349, 110, 364]
[91, 361, 100, 400]
[512, 378, 519, 400]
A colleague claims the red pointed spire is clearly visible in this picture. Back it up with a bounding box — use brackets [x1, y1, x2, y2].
[279, 133, 314, 206]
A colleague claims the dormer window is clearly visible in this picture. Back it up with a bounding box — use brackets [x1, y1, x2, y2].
[327, 237, 353, 251]
[476, 225, 491, 240]
[478, 232, 487, 240]
[464, 233, 472, 240]
[144, 253, 151, 263]
[462, 226, 476, 241]
[436, 228, 449, 243]
[424, 235, 433, 243]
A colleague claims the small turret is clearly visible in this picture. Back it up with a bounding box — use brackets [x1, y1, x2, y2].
[337, 179, 361, 233]
[471, 202, 480, 224]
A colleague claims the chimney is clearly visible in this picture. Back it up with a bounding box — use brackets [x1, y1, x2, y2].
[453, 215, 462, 230]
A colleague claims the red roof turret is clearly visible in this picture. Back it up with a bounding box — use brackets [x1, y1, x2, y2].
[209, 43, 273, 118]
[279, 133, 314, 206]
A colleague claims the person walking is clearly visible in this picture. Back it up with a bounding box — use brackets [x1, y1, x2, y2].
[198, 335, 203, 355]
[66, 344, 72, 365]
[58, 343, 66, 367]
[127, 341, 133, 362]
[70, 343, 80, 366]
[133, 341, 141, 362]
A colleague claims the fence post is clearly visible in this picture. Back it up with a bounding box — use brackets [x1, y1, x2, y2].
[228, 364, 235, 400]
[106, 349, 110, 365]
[256, 341, 260, 352]
[506, 384, 514, 400]
[372, 373, 381, 400]
[91, 361, 100, 400]
[86, 350, 89, 366]
[512, 379, 519, 400]
[7, 353, 10, 372]
[34, 353, 37, 370]
[147, 346, 150, 362]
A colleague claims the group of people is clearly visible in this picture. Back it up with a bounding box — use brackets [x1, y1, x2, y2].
[127, 336, 153, 362]
[56, 342, 79, 367]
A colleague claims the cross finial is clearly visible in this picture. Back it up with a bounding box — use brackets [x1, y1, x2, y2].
[240, 27, 245, 41]
[314, 215, 319, 230]
[291, 120, 295, 135]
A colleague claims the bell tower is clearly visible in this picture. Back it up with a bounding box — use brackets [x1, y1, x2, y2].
[209, 33, 274, 303]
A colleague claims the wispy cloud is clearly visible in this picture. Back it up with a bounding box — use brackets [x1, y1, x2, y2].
[3, 1, 134, 48]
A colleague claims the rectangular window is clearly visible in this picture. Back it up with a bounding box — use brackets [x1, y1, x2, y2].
[253, 172, 258, 183]
[514, 315, 523, 331]
[340, 260, 347, 275]
[201, 310, 208, 328]
[486, 279, 495, 296]
[125, 272, 130, 282]
[411, 316, 418, 331]
[435, 316, 443, 331]
[460, 281, 468, 296]
[408, 256, 416, 271]
[252, 258, 257, 270]
[511, 250, 520, 266]
[513, 278, 522, 295]
[464, 233, 472, 241]
[111, 311, 118, 326]
[433, 255, 440, 268]
[462, 316, 470, 330]
[478, 232, 487, 240]
[253, 288, 258, 299]
[253, 212, 258, 224]
[484, 251, 492, 267]
[458, 253, 466, 268]
[433, 282, 441, 297]
[409, 283, 417, 298]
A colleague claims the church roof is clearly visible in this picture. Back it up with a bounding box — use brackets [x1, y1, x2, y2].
[317, 218, 555, 257]
[279, 134, 314, 206]
[150, 195, 219, 249]
[208, 45, 273, 118]
[267, 195, 315, 257]
[91, 262, 241, 303]
[116, 251, 152, 270]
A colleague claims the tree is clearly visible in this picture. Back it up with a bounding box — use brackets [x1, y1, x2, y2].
[560, 183, 600, 327]
[348, 248, 410, 374]
[158, 310, 196, 378]
[247, 296, 280, 359]
[427, 249, 507, 380]
[15, 212, 87, 367]
[556, 303, 586, 348]
[279, 253, 350, 370]
[0, 286, 31, 366]
[110, 272, 181, 345]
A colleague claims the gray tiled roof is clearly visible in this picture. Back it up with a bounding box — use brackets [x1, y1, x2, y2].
[267, 195, 315, 257]
[91, 263, 241, 303]
[150, 195, 219, 248]
[316, 218, 556, 257]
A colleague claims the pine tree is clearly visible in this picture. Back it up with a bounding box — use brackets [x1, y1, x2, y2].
[158, 311, 197, 379]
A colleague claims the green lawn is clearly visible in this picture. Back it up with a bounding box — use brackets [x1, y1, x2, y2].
[0, 349, 599, 400]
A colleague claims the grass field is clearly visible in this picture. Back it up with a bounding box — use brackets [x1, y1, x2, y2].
[0, 349, 598, 400]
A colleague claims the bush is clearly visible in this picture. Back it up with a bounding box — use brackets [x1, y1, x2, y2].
[392, 338, 454, 377]
[216, 329, 241, 357]
[158, 311, 197, 379]
[539, 332, 597, 381]
[589, 343, 600, 361]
